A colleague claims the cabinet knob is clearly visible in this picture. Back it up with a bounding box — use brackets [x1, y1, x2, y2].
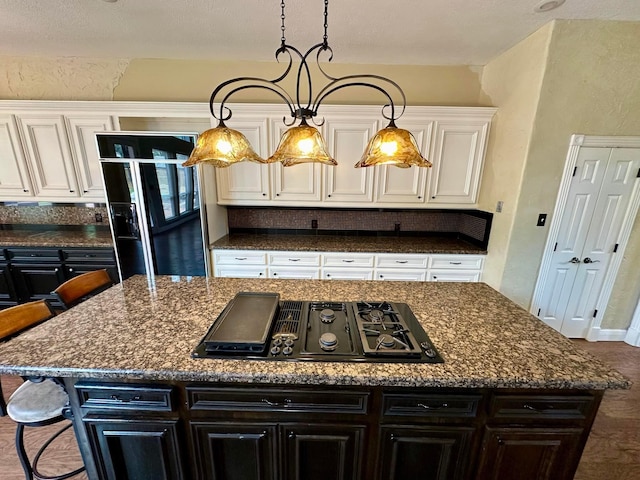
[23, 189, 28, 192]
[418, 196, 422, 199]
[262, 193, 267, 196]
[431, 196, 436, 199]
[83, 190, 88, 193]
[69, 190, 75, 193]
[54, 268, 59, 272]
[69, 268, 74, 272]
[379, 275, 384, 278]
[328, 194, 331, 198]
[276, 193, 280, 196]
[258, 272, 263, 276]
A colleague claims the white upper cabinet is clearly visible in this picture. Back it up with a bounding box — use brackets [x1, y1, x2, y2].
[0, 110, 118, 202]
[323, 117, 377, 203]
[65, 114, 117, 201]
[215, 117, 271, 203]
[428, 118, 491, 204]
[16, 114, 80, 198]
[270, 119, 322, 202]
[0, 114, 33, 197]
[374, 121, 433, 205]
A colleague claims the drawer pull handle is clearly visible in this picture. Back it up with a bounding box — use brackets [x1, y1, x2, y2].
[342, 259, 355, 263]
[288, 258, 301, 262]
[234, 257, 247, 261]
[523, 403, 554, 412]
[261, 398, 292, 407]
[110, 394, 120, 401]
[395, 260, 408, 264]
[417, 402, 449, 410]
[449, 262, 462, 265]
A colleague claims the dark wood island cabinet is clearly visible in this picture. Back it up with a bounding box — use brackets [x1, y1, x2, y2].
[0, 276, 628, 480]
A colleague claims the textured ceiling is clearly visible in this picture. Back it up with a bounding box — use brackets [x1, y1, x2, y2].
[1, 0, 639, 65]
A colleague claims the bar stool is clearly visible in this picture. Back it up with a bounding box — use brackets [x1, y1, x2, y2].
[53, 268, 114, 310]
[0, 300, 85, 480]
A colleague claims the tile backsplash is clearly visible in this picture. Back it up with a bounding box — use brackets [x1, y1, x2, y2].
[0, 203, 109, 226]
[227, 207, 492, 246]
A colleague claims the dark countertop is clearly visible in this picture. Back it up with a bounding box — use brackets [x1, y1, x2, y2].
[0, 275, 628, 390]
[211, 234, 486, 254]
[0, 225, 113, 248]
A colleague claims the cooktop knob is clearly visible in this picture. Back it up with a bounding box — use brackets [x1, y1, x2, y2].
[284, 338, 294, 347]
[273, 338, 283, 347]
[270, 346, 281, 356]
[282, 346, 293, 355]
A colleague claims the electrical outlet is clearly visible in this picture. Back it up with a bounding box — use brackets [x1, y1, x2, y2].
[537, 214, 547, 226]
[95, 213, 103, 223]
[311, 219, 318, 229]
[394, 223, 401, 232]
[496, 201, 503, 213]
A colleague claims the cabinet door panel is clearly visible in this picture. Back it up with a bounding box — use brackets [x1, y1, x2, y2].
[283, 424, 366, 480]
[11, 263, 65, 303]
[65, 115, 115, 200]
[378, 425, 475, 480]
[86, 418, 186, 480]
[215, 118, 270, 202]
[0, 263, 18, 308]
[475, 427, 583, 480]
[17, 115, 79, 197]
[191, 422, 278, 480]
[0, 115, 33, 197]
[324, 118, 377, 202]
[429, 121, 489, 204]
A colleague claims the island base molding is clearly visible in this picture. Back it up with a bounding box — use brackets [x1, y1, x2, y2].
[64, 378, 603, 480]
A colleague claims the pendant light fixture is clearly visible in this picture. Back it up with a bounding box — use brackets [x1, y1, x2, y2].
[184, 0, 430, 169]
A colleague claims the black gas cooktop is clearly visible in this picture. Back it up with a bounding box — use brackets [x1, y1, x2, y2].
[192, 292, 443, 363]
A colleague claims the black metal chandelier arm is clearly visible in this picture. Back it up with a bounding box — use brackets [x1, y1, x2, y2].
[208, 77, 297, 121]
[311, 75, 408, 122]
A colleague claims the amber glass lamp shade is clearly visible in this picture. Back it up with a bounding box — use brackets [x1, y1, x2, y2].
[355, 124, 432, 168]
[267, 120, 337, 167]
[182, 122, 265, 168]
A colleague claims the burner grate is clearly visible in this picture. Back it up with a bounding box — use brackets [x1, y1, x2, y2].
[273, 301, 302, 335]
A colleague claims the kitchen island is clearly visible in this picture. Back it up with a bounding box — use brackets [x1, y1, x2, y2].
[0, 276, 629, 480]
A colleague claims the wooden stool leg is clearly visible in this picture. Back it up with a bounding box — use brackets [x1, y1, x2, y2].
[15, 423, 34, 480]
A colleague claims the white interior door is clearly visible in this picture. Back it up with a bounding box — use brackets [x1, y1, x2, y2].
[537, 146, 640, 337]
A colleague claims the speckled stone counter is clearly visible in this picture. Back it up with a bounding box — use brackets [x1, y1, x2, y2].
[0, 226, 113, 248]
[0, 275, 628, 390]
[211, 233, 486, 254]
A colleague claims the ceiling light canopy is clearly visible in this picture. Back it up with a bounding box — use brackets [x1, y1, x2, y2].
[184, 0, 430, 170]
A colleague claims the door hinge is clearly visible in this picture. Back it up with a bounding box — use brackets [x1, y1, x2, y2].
[553, 242, 557, 252]
[593, 309, 598, 318]
[573, 166, 578, 177]
[537, 308, 541, 316]
[613, 243, 619, 253]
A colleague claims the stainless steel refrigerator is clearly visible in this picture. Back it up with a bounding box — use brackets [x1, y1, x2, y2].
[96, 132, 209, 281]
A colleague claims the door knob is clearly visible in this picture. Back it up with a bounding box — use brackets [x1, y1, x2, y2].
[583, 257, 600, 264]
[568, 257, 581, 264]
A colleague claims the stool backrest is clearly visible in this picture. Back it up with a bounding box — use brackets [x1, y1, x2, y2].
[53, 269, 114, 309]
[0, 300, 56, 341]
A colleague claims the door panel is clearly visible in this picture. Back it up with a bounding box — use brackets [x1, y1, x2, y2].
[538, 146, 640, 337]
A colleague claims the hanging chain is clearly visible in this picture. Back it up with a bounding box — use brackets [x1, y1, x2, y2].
[323, 0, 329, 46]
[280, 0, 286, 48]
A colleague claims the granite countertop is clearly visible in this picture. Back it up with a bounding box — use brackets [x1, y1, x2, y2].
[211, 234, 486, 254]
[0, 275, 629, 390]
[0, 226, 113, 248]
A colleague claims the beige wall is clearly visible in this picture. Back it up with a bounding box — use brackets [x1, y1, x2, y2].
[500, 20, 640, 331]
[113, 59, 485, 106]
[477, 23, 552, 291]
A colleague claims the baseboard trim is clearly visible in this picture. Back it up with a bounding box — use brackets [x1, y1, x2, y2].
[624, 326, 640, 347]
[588, 328, 629, 342]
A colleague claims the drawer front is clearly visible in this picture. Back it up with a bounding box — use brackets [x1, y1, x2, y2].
[76, 382, 175, 412]
[376, 254, 429, 269]
[268, 252, 321, 266]
[429, 255, 484, 270]
[382, 393, 481, 419]
[214, 265, 267, 278]
[323, 253, 375, 268]
[375, 269, 426, 282]
[188, 387, 369, 414]
[323, 268, 374, 281]
[62, 248, 115, 263]
[428, 270, 481, 282]
[7, 248, 61, 262]
[488, 394, 595, 421]
[269, 267, 321, 279]
[213, 250, 267, 265]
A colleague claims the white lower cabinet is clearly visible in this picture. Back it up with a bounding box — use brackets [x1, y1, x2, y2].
[212, 249, 484, 282]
